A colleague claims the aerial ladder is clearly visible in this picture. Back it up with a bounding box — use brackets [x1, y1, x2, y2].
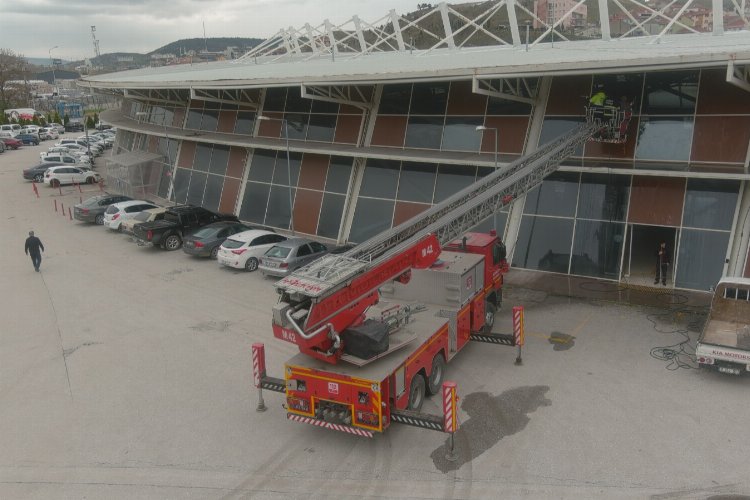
[270, 120, 602, 363]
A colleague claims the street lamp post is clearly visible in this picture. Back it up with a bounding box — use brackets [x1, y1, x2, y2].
[476, 125, 500, 231]
[525, 21, 531, 52]
[257, 115, 295, 235]
[48, 46, 58, 94]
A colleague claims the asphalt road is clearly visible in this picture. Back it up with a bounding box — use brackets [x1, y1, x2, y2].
[1, 143, 749, 499]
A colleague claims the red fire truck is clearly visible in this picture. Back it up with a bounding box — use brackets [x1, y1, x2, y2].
[252, 120, 603, 439]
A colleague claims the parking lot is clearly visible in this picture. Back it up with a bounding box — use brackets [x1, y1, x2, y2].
[1, 143, 749, 499]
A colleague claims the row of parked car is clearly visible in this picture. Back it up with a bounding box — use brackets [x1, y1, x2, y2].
[0, 123, 66, 150]
[73, 195, 347, 277]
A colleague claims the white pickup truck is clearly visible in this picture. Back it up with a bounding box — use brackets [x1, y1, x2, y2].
[696, 277, 750, 375]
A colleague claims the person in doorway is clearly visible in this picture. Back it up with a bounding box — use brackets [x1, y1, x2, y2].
[24, 230, 45, 272]
[654, 241, 670, 286]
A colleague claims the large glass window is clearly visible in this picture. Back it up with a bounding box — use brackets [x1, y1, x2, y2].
[360, 159, 400, 199]
[434, 164, 476, 203]
[318, 193, 346, 239]
[186, 105, 203, 130]
[265, 186, 296, 229]
[248, 150, 276, 182]
[523, 172, 580, 217]
[577, 173, 630, 221]
[635, 117, 694, 163]
[397, 162, 436, 203]
[570, 220, 626, 279]
[682, 179, 739, 231]
[513, 216, 575, 274]
[235, 110, 255, 135]
[194, 144, 212, 172]
[405, 116, 443, 149]
[410, 82, 449, 115]
[209, 145, 229, 176]
[202, 174, 224, 212]
[641, 70, 698, 115]
[538, 118, 585, 156]
[350, 198, 395, 243]
[200, 108, 219, 132]
[271, 151, 302, 186]
[264, 88, 286, 112]
[307, 114, 337, 142]
[186, 171, 208, 205]
[172, 168, 190, 203]
[675, 229, 729, 290]
[239, 182, 271, 224]
[379, 84, 412, 114]
[442, 117, 483, 152]
[284, 113, 308, 140]
[326, 157, 353, 194]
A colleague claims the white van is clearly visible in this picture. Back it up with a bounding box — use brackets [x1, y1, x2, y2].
[0, 124, 21, 137]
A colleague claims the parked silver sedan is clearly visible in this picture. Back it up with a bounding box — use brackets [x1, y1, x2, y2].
[258, 238, 329, 277]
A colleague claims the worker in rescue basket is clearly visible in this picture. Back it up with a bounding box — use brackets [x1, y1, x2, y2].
[589, 85, 608, 124]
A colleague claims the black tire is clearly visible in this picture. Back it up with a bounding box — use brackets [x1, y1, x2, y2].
[245, 257, 259, 272]
[483, 302, 497, 333]
[86, 176, 96, 184]
[427, 353, 446, 395]
[210, 245, 219, 259]
[163, 234, 182, 251]
[33, 174, 43, 183]
[94, 214, 104, 225]
[407, 373, 426, 411]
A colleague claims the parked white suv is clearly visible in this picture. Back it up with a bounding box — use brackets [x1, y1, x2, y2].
[0, 124, 21, 137]
[44, 166, 100, 187]
[217, 230, 288, 272]
[104, 200, 160, 231]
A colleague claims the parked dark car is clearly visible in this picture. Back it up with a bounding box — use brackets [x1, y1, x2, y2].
[74, 194, 133, 225]
[16, 134, 40, 145]
[1, 137, 23, 150]
[22, 162, 64, 182]
[182, 221, 254, 259]
[133, 205, 239, 251]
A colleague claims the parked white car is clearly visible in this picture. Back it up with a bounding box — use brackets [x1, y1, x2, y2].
[0, 124, 21, 137]
[53, 141, 94, 159]
[39, 152, 91, 167]
[44, 166, 100, 187]
[39, 127, 59, 140]
[58, 138, 102, 156]
[217, 230, 288, 271]
[103, 200, 160, 231]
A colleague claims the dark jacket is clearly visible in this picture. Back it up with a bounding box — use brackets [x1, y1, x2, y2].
[656, 245, 670, 266]
[25, 236, 44, 256]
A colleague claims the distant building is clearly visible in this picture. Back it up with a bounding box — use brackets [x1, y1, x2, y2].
[533, 0, 587, 29]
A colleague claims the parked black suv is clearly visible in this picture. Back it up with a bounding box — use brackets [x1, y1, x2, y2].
[133, 205, 239, 251]
[74, 194, 133, 225]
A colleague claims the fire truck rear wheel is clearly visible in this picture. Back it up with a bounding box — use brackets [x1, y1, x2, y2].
[427, 353, 446, 395]
[484, 302, 497, 333]
[407, 373, 426, 412]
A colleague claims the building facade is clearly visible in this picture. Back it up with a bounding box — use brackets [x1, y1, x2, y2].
[84, 1, 750, 292]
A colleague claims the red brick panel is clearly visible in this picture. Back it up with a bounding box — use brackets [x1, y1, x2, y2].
[177, 141, 196, 169]
[148, 136, 158, 152]
[447, 80, 487, 115]
[334, 114, 362, 144]
[171, 107, 186, 128]
[628, 176, 685, 227]
[218, 178, 241, 214]
[257, 112, 283, 138]
[697, 69, 750, 115]
[226, 147, 247, 178]
[370, 116, 407, 147]
[393, 201, 430, 226]
[691, 115, 750, 164]
[481, 116, 529, 155]
[298, 154, 329, 191]
[217, 110, 237, 133]
[546, 75, 591, 116]
[292, 189, 324, 235]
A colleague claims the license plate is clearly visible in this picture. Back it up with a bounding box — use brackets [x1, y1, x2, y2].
[718, 366, 741, 375]
[266, 261, 278, 268]
[185, 241, 194, 248]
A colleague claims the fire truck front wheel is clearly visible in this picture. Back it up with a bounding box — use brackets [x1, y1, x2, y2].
[407, 373, 426, 412]
[427, 353, 446, 395]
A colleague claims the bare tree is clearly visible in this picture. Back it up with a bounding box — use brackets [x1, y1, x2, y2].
[0, 49, 30, 113]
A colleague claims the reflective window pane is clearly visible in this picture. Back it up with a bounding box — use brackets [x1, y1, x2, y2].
[635, 117, 693, 162]
[486, 96, 533, 116]
[306, 114, 336, 142]
[284, 113, 308, 140]
[209, 145, 229, 176]
[379, 84, 412, 114]
[317, 193, 346, 239]
[186, 171, 207, 205]
[265, 185, 296, 229]
[512, 215, 574, 273]
[410, 82, 449, 115]
[683, 179, 739, 230]
[194, 144, 212, 172]
[470, 211, 508, 236]
[675, 229, 729, 290]
[239, 182, 270, 224]
[434, 164, 476, 203]
[264, 87, 286, 112]
[202, 174, 224, 212]
[570, 220, 626, 279]
[186, 107, 202, 129]
[360, 159, 400, 199]
[285, 88, 311, 112]
[248, 150, 276, 182]
[172, 167, 190, 204]
[405, 116, 443, 149]
[311, 100, 339, 113]
[397, 162, 436, 204]
[326, 157, 353, 194]
[272, 151, 302, 186]
[642, 70, 698, 115]
[592, 73, 644, 108]
[235, 110, 255, 135]
[523, 171, 580, 217]
[442, 117, 483, 152]
[577, 173, 630, 221]
[200, 108, 219, 132]
[538, 118, 585, 156]
[350, 198, 395, 243]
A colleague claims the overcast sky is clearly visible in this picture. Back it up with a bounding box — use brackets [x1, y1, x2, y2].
[0, 0, 417, 60]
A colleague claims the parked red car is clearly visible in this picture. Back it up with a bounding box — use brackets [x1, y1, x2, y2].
[1, 137, 23, 150]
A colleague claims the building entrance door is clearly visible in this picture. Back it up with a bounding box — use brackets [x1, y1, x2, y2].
[623, 224, 678, 287]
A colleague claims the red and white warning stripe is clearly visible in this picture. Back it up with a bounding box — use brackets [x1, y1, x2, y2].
[513, 306, 525, 347]
[287, 414, 374, 438]
[252, 343, 265, 388]
[443, 381, 457, 433]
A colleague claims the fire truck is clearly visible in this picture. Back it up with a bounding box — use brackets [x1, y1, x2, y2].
[252, 117, 609, 440]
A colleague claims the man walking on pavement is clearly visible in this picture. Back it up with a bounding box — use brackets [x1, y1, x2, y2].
[655, 241, 670, 286]
[25, 230, 45, 272]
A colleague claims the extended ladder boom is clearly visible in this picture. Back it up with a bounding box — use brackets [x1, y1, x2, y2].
[273, 121, 600, 356]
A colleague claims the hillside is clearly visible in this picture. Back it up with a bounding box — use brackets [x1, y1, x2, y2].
[149, 37, 263, 56]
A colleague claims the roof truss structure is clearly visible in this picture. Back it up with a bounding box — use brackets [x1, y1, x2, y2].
[190, 88, 260, 108]
[300, 85, 375, 110]
[472, 77, 538, 104]
[124, 88, 189, 106]
[236, 0, 749, 64]
[727, 59, 750, 93]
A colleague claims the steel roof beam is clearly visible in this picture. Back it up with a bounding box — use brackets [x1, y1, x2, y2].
[472, 77, 536, 105]
[301, 85, 373, 111]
